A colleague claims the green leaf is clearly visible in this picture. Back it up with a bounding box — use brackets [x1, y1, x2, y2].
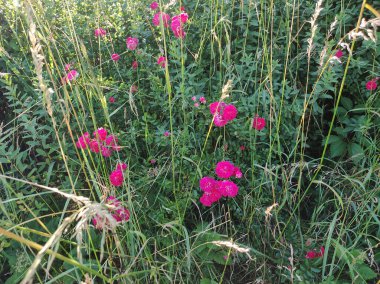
[330, 140, 347, 158]
[355, 264, 377, 280]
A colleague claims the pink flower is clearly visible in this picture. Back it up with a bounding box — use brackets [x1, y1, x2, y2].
[199, 187, 222, 206]
[101, 146, 112, 157]
[111, 53, 120, 61]
[180, 6, 185, 11]
[126, 37, 139, 50]
[191, 96, 197, 101]
[209, 101, 226, 115]
[106, 196, 121, 207]
[65, 69, 79, 82]
[64, 64, 71, 71]
[94, 28, 106, 37]
[239, 145, 245, 151]
[213, 114, 228, 127]
[171, 14, 188, 39]
[150, 159, 156, 164]
[222, 105, 238, 121]
[109, 96, 115, 103]
[335, 50, 343, 58]
[116, 162, 128, 171]
[164, 131, 170, 137]
[130, 85, 138, 93]
[199, 177, 217, 192]
[152, 12, 171, 27]
[194, 103, 200, 107]
[157, 56, 167, 68]
[110, 170, 124, 187]
[215, 161, 235, 179]
[305, 246, 325, 259]
[199, 97, 206, 104]
[252, 116, 266, 131]
[93, 127, 107, 141]
[150, 1, 158, 9]
[75, 132, 90, 149]
[115, 207, 130, 221]
[132, 60, 138, 69]
[218, 180, 239, 197]
[89, 139, 100, 153]
[234, 167, 243, 178]
[366, 79, 377, 91]
[105, 135, 118, 148]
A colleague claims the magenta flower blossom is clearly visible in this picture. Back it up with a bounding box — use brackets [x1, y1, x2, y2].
[105, 135, 118, 148]
[109, 96, 115, 103]
[335, 50, 343, 58]
[152, 12, 170, 27]
[75, 132, 90, 149]
[366, 79, 377, 91]
[222, 105, 238, 121]
[150, 1, 158, 9]
[111, 53, 120, 61]
[191, 96, 197, 101]
[194, 103, 200, 107]
[215, 161, 235, 179]
[64, 64, 71, 71]
[101, 146, 112, 157]
[126, 37, 139, 50]
[180, 6, 185, 11]
[199, 97, 206, 104]
[233, 166, 243, 178]
[89, 139, 100, 153]
[213, 114, 227, 127]
[164, 131, 170, 137]
[116, 162, 128, 171]
[157, 56, 167, 68]
[110, 170, 124, 187]
[170, 13, 188, 39]
[240, 145, 245, 151]
[63, 69, 79, 83]
[209, 101, 226, 115]
[252, 116, 266, 131]
[305, 247, 325, 259]
[199, 187, 222, 207]
[199, 176, 217, 192]
[218, 180, 239, 198]
[132, 60, 138, 69]
[93, 128, 108, 141]
[94, 28, 106, 37]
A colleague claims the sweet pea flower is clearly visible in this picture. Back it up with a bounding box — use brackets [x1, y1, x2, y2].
[157, 56, 167, 68]
[215, 161, 235, 179]
[150, 1, 158, 10]
[366, 79, 377, 91]
[111, 53, 120, 61]
[152, 12, 170, 27]
[109, 96, 115, 103]
[252, 115, 266, 131]
[126, 37, 139, 50]
[132, 60, 138, 69]
[94, 28, 106, 37]
[110, 170, 124, 187]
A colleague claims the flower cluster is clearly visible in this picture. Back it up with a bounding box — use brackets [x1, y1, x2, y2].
[191, 96, 206, 107]
[110, 162, 128, 187]
[199, 160, 242, 206]
[92, 196, 130, 229]
[305, 246, 325, 259]
[75, 128, 121, 157]
[94, 28, 106, 37]
[152, 12, 170, 27]
[209, 102, 238, 127]
[170, 12, 188, 38]
[252, 115, 266, 131]
[366, 78, 378, 91]
[157, 56, 167, 68]
[126, 37, 139, 50]
[62, 67, 79, 84]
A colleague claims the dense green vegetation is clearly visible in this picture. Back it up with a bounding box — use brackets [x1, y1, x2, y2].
[0, 0, 379, 283]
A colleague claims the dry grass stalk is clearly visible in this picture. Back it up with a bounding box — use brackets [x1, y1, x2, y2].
[211, 240, 252, 259]
[221, 79, 233, 100]
[307, 0, 323, 62]
[26, 3, 53, 117]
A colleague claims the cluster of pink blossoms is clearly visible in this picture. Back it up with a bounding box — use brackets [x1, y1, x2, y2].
[305, 246, 325, 259]
[366, 78, 378, 91]
[199, 161, 242, 207]
[110, 162, 128, 187]
[61, 63, 79, 84]
[209, 102, 238, 127]
[126, 37, 139, 50]
[157, 56, 167, 68]
[92, 196, 130, 229]
[75, 127, 121, 157]
[252, 115, 266, 131]
[94, 28, 106, 37]
[151, 3, 188, 39]
[191, 96, 206, 107]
